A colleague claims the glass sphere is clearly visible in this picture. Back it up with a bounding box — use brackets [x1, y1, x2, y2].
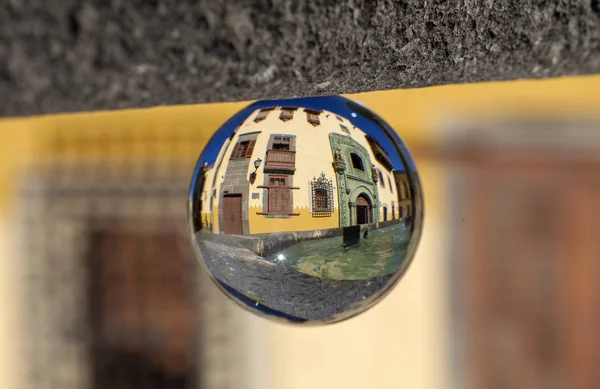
[188, 96, 423, 325]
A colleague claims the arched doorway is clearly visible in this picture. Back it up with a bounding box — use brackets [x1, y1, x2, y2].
[355, 194, 372, 225]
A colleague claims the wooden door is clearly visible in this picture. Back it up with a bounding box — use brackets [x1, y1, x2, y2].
[222, 194, 243, 234]
[450, 149, 600, 389]
[90, 230, 197, 389]
[356, 194, 371, 224]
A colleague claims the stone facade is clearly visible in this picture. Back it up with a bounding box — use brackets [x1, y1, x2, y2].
[218, 132, 259, 234]
[329, 132, 380, 227]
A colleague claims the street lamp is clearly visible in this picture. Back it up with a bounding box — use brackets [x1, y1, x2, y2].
[250, 158, 262, 184]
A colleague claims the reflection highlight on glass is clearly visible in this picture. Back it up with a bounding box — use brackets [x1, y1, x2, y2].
[188, 96, 423, 324]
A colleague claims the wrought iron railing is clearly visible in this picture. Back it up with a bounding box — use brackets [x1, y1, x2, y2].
[311, 172, 334, 217]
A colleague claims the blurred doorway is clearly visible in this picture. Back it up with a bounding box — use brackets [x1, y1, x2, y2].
[19, 167, 249, 389]
[445, 121, 600, 389]
[90, 229, 197, 389]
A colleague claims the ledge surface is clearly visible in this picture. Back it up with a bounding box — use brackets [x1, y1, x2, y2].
[1, 0, 600, 117]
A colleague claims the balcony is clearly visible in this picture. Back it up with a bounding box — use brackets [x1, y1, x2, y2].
[264, 149, 296, 173]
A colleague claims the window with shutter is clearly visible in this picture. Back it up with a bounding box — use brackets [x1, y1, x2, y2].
[267, 176, 291, 213]
[229, 143, 240, 159]
[246, 139, 255, 157]
[229, 140, 256, 159]
[279, 108, 295, 122]
[254, 108, 273, 123]
[305, 110, 321, 126]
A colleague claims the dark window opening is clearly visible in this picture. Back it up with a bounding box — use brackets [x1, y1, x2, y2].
[388, 176, 393, 192]
[383, 206, 388, 221]
[315, 189, 329, 210]
[254, 108, 273, 123]
[350, 153, 365, 171]
[401, 182, 410, 199]
[89, 231, 197, 389]
[378, 171, 385, 188]
[305, 109, 321, 126]
[271, 136, 292, 151]
[398, 181, 407, 199]
[340, 124, 350, 134]
[230, 139, 256, 159]
[279, 108, 295, 122]
[336, 115, 344, 122]
[355, 194, 372, 225]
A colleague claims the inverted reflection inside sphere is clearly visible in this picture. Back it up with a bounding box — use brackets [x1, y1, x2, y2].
[188, 96, 423, 325]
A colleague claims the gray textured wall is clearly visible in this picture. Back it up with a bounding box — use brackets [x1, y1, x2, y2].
[1, 0, 600, 117]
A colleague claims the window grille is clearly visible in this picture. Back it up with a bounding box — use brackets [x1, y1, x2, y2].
[311, 172, 334, 217]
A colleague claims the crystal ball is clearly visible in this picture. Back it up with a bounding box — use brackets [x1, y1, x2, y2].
[188, 96, 423, 325]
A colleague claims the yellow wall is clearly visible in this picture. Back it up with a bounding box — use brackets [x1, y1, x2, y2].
[249, 206, 340, 234]
[3, 75, 600, 389]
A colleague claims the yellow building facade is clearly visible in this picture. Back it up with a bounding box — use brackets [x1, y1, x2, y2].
[3, 76, 600, 389]
[199, 106, 405, 235]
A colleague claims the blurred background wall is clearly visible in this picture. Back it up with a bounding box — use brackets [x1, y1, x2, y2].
[1, 75, 600, 389]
